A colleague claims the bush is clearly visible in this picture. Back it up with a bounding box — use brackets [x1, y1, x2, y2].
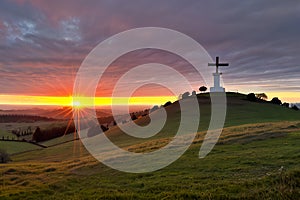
[163, 101, 172, 107]
[256, 93, 268, 100]
[247, 93, 257, 102]
[199, 86, 207, 93]
[182, 92, 190, 99]
[282, 102, 289, 108]
[32, 123, 76, 142]
[150, 105, 159, 113]
[0, 149, 11, 163]
[271, 97, 282, 105]
[131, 113, 137, 120]
[291, 105, 299, 111]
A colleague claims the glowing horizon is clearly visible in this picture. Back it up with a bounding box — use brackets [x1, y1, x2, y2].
[0, 92, 299, 109]
[0, 94, 178, 107]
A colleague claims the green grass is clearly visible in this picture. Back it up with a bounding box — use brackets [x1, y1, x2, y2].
[1, 130, 299, 199]
[104, 93, 300, 148]
[0, 129, 14, 138]
[40, 132, 77, 147]
[0, 93, 300, 199]
[0, 141, 42, 155]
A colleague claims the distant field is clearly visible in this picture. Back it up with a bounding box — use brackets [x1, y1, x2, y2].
[40, 132, 78, 147]
[0, 141, 42, 155]
[0, 129, 12, 138]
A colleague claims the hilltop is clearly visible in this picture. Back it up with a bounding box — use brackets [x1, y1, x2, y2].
[104, 92, 300, 148]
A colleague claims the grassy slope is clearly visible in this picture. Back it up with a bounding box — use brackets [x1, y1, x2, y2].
[1, 93, 300, 199]
[105, 93, 300, 148]
[0, 141, 42, 155]
[0, 129, 13, 138]
[40, 132, 77, 147]
[0, 129, 41, 155]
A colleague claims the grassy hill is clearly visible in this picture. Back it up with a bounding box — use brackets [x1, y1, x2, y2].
[0, 93, 300, 199]
[105, 92, 300, 148]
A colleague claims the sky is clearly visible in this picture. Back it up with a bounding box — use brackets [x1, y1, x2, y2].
[0, 0, 299, 108]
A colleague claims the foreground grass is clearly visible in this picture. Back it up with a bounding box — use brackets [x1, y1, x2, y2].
[1, 121, 300, 199]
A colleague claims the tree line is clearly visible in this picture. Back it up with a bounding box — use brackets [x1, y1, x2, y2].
[32, 123, 76, 142]
[246, 93, 299, 110]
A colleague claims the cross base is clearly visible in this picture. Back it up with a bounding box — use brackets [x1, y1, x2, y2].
[210, 86, 225, 93]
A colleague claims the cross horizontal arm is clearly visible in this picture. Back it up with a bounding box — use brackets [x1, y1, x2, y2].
[218, 63, 229, 66]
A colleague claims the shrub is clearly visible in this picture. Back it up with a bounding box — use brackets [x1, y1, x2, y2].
[0, 149, 11, 163]
[131, 113, 137, 121]
[291, 105, 299, 111]
[199, 86, 207, 93]
[182, 92, 190, 99]
[271, 97, 282, 105]
[163, 101, 172, 107]
[247, 93, 257, 102]
[282, 102, 289, 108]
[256, 93, 268, 100]
[150, 105, 159, 113]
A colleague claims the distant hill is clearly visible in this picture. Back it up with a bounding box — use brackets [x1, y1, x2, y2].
[0, 107, 112, 119]
[0, 114, 55, 123]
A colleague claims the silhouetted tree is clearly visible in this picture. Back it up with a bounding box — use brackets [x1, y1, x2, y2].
[101, 125, 109, 132]
[131, 113, 137, 121]
[163, 101, 172, 107]
[32, 126, 42, 142]
[247, 93, 257, 102]
[270, 97, 282, 105]
[282, 102, 289, 108]
[256, 93, 268, 100]
[182, 92, 190, 99]
[199, 86, 207, 93]
[150, 105, 159, 113]
[291, 105, 299, 111]
[0, 149, 10, 163]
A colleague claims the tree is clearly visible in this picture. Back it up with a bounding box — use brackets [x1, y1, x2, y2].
[0, 149, 10, 163]
[100, 125, 109, 132]
[270, 97, 282, 105]
[131, 113, 137, 120]
[150, 105, 159, 113]
[182, 91, 190, 99]
[199, 86, 207, 93]
[291, 105, 299, 111]
[256, 93, 268, 100]
[191, 91, 196, 96]
[282, 102, 289, 108]
[247, 93, 257, 102]
[163, 101, 172, 107]
[32, 126, 42, 142]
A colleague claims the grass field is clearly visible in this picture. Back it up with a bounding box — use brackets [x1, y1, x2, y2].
[40, 132, 78, 147]
[0, 141, 42, 155]
[0, 93, 300, 199]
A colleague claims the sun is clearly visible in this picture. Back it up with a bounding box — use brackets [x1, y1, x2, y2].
[72, 100, 81, 108]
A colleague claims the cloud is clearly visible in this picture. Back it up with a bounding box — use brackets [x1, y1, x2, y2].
[0, 0, 299, 97]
